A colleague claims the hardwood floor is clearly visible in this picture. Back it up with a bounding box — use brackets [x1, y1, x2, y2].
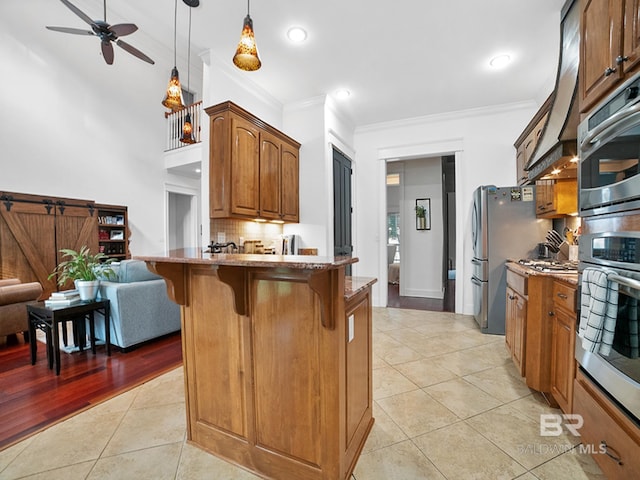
[0, 332, 182, 450]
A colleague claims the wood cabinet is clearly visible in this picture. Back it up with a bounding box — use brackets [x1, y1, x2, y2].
[580, 0, 640, 113]
[145, 253, 375, 480]
[0, 191, 98, 299]
[550, 280, 577, 413]
[96, 204, 130, 261]
[505, 285, 527, 376]
[574, 370, 640, 479]
[206, 101, 300, 223]
[514, 96, 551, 185]
[535, 178, 578, 218]
[505, 265, 558, 397]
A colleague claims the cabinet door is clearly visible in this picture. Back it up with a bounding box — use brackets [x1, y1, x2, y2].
[209, 113, 229, 218]
[513, 292, 527, 377]
[506, 286, 526, 376]
[230, 115, 260, 217]
[281, 142, 299, 222]
[259, 131, 281, 220]
[551, 307, 576, 413]
[580, 0, 624, 112]
[623, 0, 640, 75]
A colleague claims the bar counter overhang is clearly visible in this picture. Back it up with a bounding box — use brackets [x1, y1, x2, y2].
[136, 249, 377, 480]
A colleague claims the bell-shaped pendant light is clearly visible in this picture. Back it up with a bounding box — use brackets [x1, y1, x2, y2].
[233, 0, 261, 71]
[180, 2, 196, 144]
[162, 0, 185, 111]
[180, 112, 196, 144]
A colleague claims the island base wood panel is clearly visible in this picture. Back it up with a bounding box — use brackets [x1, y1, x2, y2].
[151, 258, 374, 480]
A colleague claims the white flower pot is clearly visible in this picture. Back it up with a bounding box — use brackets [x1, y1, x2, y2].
[75, 280, 100, 301]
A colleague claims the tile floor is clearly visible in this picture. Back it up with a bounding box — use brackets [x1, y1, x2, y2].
[0, 308, 606, 479]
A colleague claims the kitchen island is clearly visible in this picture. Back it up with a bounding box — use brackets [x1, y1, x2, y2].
[137, 249, 376, 480]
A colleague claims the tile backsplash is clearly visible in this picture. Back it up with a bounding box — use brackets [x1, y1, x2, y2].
[210, 219, 283, 251]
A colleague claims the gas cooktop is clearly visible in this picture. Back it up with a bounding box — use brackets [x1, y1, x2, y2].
[517, 259, 579, 273]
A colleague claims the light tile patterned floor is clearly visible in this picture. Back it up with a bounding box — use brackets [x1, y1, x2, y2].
[0, 308, 606, 479]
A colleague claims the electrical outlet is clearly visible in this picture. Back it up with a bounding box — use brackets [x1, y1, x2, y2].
[348, 314, 355, 342]
[217, 232, 226, 243]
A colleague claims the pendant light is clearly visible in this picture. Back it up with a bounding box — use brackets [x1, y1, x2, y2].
[180, 2, 196, 144]
[233, 0, 261, 71]
[162, 0, 185, 111]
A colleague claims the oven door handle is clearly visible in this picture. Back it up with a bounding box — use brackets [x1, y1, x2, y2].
[608, 273, 640, 290]
[580, 100, 640, 151]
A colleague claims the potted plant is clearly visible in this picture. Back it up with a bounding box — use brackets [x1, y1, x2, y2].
[415, 204, 427, 230]
[48, 246, 116, 301]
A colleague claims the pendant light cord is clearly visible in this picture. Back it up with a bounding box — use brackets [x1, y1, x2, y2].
[172, 0, 178, 66]
[247, 0, 250, 15]
[187, 6, 191, 93]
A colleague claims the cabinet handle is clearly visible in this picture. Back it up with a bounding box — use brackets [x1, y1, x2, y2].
[556, 293, 568, 299]
[548, 311, 555, 317]
[616, 55, 629, 65]
[600, 441, 623, 465]
[508, 295, 516, 300]
[604, 67, 617, 77]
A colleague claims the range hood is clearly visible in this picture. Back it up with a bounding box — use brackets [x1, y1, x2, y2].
[526, 0, 579, 181]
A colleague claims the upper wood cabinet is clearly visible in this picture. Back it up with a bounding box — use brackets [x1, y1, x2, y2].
[535, 178, 578, 218]
[205, 101, 300, 223]
[514, 96, 551, 185]
[580, 0, 640, 112]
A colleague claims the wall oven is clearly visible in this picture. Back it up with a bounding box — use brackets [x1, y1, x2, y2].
[578, 72, 640, 216]
[576, 231, 640, 422]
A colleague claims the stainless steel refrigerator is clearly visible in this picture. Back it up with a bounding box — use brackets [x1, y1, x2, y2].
[471, 185, 551, 334]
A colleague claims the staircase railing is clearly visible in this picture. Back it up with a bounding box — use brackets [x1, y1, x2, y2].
[165, 100, 203, 151]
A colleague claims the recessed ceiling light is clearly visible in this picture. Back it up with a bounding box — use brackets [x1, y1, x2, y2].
[287, 26, 307, 43]
[334, 89, 351, 100]
[489, 54, 511, 69]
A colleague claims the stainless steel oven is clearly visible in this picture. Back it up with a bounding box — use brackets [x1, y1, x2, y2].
[576, 231, 640, 422]
[578, 72, 640, 216]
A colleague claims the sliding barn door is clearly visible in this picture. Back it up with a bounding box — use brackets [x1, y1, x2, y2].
[0, 193, 97, 298]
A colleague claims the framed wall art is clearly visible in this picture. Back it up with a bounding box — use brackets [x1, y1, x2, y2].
[415, 198, 431, 230]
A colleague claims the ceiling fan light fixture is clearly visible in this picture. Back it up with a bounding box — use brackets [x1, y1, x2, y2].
[162, 66, 185, 111]
[233, 1, 261, 71]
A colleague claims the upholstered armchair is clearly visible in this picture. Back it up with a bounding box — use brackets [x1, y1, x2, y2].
[0, 279, 43, 340]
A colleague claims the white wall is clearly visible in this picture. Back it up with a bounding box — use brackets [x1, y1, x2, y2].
[354, 102, 538, 312]
[0, 4, 199, 256]
[399, 158, 443, 299]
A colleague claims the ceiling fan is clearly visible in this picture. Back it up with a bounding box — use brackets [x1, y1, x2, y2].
[46, 0, 155, 65]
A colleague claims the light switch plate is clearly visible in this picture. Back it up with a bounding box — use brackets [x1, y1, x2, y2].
[217, 232, 226, 243]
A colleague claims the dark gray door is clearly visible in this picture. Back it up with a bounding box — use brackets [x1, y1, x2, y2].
[333, 148, 352, 272]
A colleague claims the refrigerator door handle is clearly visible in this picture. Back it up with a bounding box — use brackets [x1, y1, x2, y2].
[471, 276, 483, 286]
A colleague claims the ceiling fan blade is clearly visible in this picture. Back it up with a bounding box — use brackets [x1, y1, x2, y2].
[109, 23, 138, 37]
[46, 26, 94, 36]
[116, 39, 155, 65]
[58, 0, 95, 27]
[101, 40, 114, 65]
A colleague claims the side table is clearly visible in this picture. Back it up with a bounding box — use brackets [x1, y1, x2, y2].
[27, 299, 111, 375]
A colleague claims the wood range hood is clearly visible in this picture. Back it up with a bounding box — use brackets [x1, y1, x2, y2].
[526, 0, 579, 182]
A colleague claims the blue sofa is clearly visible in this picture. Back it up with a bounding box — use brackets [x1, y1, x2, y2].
[94, 260, 181, 351]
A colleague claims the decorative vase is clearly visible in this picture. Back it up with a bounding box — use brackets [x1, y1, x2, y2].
[418, 216, 426, 230]
[75, 280, 100, 301]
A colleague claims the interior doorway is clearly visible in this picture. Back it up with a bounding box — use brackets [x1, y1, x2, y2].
[385, 156, 456, 312]
[166, 186, 199, 251]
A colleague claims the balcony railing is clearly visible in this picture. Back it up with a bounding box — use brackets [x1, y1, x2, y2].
[165, 100, 203, 151]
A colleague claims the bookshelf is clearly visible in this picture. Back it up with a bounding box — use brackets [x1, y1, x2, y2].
[96, 204, 130, 260]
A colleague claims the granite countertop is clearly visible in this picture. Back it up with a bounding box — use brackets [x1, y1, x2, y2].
[136, 248, 358, 270]
[345, 276, 378, 301]
[506, 261, 579, 286]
